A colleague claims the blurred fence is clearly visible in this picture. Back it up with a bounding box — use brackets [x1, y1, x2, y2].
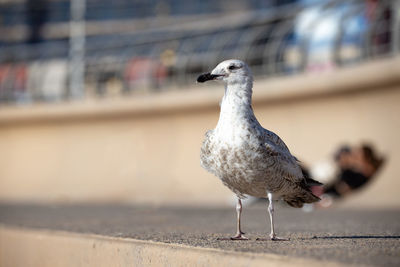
[0, 0, 399, 104]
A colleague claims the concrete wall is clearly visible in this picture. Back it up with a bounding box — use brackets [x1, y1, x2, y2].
[0, 58, 399, 207]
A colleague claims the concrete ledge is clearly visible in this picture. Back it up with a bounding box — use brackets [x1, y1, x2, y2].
[1, 204, 399, 266]
[0, 225, 341, 267]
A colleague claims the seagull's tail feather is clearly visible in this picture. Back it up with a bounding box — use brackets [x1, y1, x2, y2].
[305, 177, 323, 186]
[283, 191, 320, 208]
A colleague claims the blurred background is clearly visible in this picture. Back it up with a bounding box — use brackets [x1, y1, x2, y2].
[0, 0, 399, 208]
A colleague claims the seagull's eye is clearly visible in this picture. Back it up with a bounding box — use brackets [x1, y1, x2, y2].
[228, 65, 238, 70]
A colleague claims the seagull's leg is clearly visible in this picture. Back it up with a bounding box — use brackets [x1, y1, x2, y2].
[257, 193, 289, 241]
[233, 198, 248, 239]
[218, 198, 249, 240]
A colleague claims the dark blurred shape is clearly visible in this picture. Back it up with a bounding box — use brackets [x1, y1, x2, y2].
[361, 144, 385, 173]
[27, 0, 49, 44]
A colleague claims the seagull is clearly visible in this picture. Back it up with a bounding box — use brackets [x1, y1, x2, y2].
[197, 59, 321, 241]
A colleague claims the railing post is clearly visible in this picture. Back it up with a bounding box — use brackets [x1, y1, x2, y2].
[392, 0, 400, 55]
[68, 0, 86, 99]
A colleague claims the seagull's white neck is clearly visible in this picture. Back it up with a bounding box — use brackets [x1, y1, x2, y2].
[216, 76, 259, 133]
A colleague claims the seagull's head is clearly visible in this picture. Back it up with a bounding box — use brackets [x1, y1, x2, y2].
[197, 59, 252, 85]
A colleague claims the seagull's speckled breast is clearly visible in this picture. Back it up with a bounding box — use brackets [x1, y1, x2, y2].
[201, 126, 300, 199]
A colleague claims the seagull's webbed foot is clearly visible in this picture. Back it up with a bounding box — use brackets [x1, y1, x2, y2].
[256, 234, 290, 241]
[217, 232, 249, 241]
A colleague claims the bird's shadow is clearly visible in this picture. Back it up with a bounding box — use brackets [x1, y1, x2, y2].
[308, 235, 400, 240]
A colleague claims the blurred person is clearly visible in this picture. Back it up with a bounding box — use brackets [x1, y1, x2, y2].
[0, 61, 28, 103]
[319, 143, 385, 207]
[124, 58, 167, 93]
[366, 0, 392, 55]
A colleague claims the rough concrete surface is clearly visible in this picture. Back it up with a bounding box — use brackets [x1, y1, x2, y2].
[0, 203, 399, 266]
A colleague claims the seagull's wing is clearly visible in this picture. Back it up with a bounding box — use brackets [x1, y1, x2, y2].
[262, 129, 291, 154]
[262, 140, 304, 183]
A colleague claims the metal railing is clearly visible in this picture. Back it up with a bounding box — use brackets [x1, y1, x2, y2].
[0, 0, 398, 104]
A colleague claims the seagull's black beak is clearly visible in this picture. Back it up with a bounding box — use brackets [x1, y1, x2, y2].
[197, 73, 223, 83]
